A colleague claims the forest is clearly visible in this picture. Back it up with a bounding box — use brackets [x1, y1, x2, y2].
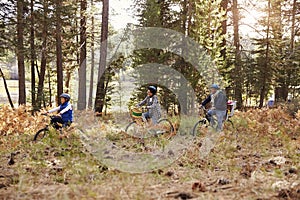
[0, 0, 300, 199]
[0, 0, 299, 110]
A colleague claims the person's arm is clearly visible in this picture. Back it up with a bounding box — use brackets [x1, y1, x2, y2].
[147, 96, 159, 109]
[137, 96, 148, 107]
[201, 95, 211, 107]
[60, 104, 72, 114]
[48, 106, 60, 113]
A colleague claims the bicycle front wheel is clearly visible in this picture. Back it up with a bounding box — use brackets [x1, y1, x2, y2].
[192, 119, 207, 136]
[125, 122, 145, 138]
[33, 128, 49, 141]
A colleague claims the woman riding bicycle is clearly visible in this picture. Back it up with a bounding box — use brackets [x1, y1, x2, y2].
[45, 93, 73, 127]
[137, 86, 161, 125]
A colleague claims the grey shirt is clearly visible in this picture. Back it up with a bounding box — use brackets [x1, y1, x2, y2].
[138, 95, 161, 119]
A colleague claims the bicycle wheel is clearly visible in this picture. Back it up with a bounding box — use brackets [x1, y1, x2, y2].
[33, 128, 49, 141]
[125, 122, 143, 138]
[192, 119, 208, 136]
[156, 118, 174, 135]
[226, 119, 234, 129]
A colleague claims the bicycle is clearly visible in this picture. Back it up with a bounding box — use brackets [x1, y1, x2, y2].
[33, 113, 66, 141]
[192, 101, 236, 136]
[125, 106, 175, 138]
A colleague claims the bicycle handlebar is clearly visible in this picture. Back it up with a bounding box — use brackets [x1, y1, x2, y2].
[41, 113, 61, 119]
[199, 106, 207, 111]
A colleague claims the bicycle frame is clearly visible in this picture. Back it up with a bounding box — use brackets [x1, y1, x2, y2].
[126, 106, 174, 136]
[198, 106, 234, 128]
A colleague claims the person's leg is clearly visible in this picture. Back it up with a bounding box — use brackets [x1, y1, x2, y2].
[63, 121, 72, 128]
[216, 110, 227, 131]
[50, 116, 64, 129]
[142, 111, 150, 122]
[207, 109, 216, 127]
[151, 115, 158, 125]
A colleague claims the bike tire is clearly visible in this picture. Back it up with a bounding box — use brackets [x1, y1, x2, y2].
[227, 119, 234, 128]
[33, 128, 48, 141]
[125, 121, 136, 133]
[157, 118, 174, 134]
[192, 119, 207, 136]
[125, 121, 147, 138]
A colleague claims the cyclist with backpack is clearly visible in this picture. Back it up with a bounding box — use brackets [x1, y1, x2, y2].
[45, 93, 73, 127]
[201, 84, 227, 131]
[137, 86, 161, 125]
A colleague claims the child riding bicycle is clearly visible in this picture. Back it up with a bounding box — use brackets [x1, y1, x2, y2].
[137, 86, 161, 125]
[45, 93, 73, 128]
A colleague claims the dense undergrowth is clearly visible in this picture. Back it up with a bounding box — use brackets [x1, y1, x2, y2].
[0, 105, 299, 199]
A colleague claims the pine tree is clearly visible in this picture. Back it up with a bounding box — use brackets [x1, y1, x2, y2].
[78, 0, 87, 110]
[252, 0, 273, 108]
[17, 0, 26, 105]
[37, 0, 49, 108]
[56, 0, 63, 104]
[193, 0, 226, 70]
[95, 0, 109, 114]
[232, 0, 243, 108]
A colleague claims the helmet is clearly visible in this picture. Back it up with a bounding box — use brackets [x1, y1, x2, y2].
[210, 84, 219, 89]
[227, 100, 234, 105]
[148, 86, 157, 95]
[60, 93, 71, 101]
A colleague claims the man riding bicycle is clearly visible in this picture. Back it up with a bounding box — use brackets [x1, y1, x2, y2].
[45, 93, 73, 128]
[137, 86, 161, 125]
[201, 84, 227, 131]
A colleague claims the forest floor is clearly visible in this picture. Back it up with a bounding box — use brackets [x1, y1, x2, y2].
[0, 106, 299, 200]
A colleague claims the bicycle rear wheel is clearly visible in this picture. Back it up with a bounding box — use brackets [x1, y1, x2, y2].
[156, 118, 174, 135]
[33, 128, 49, 141]
[192, 119, 208, 136]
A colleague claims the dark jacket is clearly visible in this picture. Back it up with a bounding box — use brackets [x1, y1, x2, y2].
[202, 90, 227, 111]
[59, 102, 73, 123]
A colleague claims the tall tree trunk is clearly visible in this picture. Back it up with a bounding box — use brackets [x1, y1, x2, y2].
[0, 67, 14, 109]
[187, 0, 193, 35]
[290, 0, 296, 52]
[220, 0, 228, 60]
[232, 0, 243, 108]
[56, 0, 63, 104]
[88, 0, 95, 109]
[17, 0, 26, 105]
[180, 0, 188, 114]
[289, 0, 297, 91]
[78, 0, 87, 110]
[259, 0, 271, 108]
[65, 70, 71, 90]
[284, 0, 297, 101]
[30, 0, 36, 110]
[48, 67, 52, 107]
[95, 0, 109, 113]
[273, 0, 286, 102]
[37, 1, 48, 108]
